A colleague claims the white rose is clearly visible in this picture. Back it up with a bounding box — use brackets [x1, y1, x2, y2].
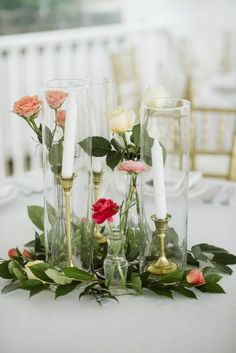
[144, 85, 170, 109]
[24, 260, 45, 282]
[108, 106, 135, 134]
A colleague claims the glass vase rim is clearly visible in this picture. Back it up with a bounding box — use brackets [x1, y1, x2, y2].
[142, 97, 190, 112]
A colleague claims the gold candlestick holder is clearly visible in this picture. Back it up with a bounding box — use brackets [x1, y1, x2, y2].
[147, 214, 177, 275]
[61, 176, 75, 267]
[92, 171, 107, 244]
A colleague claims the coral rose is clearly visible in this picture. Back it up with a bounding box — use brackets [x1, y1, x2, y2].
[186, 270, 206, 285]
[13, 95, 41, 118]
[45, 90, 68, 109]
[22, 249, 32, 258]
[107, 106, 135, 134]
[56, 110, 66, 127]
[92, 198, 119, 224]
[118, 161, 147, 174]
[8, 248, 18, 257]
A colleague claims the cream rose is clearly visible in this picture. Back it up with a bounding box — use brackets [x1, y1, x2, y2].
[144, 85, 170, 109]
[24, 260, 45, 282]
[107, 107, 135, 134]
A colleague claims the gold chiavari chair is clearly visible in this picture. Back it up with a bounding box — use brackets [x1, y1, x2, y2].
[190, 107, 236, 180]
[110, 46, 141, 112]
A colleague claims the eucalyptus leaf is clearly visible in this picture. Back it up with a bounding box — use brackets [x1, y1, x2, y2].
[197, 282, 225, 294]
[30, 284, 50, 297]
[204, 273, 222, 283]
[20, 279, 43, 290]
[187, 252, 199, 267]
[191, 245, 208, 262]
[172, 286, 197, 299]
[197, 243, 228, 254]
[212, 262, 233, 275]
[27, 205, 44, 231]
[150, 287, 173, 299]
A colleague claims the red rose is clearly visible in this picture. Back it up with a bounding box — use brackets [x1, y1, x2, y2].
[186, 270, 205, 285]
[8, 248, 18, 257]
[22, 249, 32, 258]
[92, 198, 119, 224]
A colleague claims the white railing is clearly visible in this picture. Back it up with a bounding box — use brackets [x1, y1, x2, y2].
[0, 23, 180, 178]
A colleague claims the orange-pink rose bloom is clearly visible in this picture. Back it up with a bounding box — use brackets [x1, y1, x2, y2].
[13, 95, 41, 118]
[45, 90, 68, 109]
[56, 110, 66, 127]
[186, 270, 205, 285]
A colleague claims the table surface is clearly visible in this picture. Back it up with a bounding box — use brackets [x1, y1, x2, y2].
[0, 177, 236, 353]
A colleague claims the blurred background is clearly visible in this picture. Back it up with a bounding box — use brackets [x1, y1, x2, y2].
[0, 0, 236, 181]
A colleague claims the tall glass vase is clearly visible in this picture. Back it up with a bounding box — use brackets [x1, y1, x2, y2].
[42, 79, 92, 269]
[140, 98, 190, 272]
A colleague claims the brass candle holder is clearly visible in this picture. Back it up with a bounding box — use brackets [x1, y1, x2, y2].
[61, 176, 75, 267]
[92, 171, 107, 244]
[147, 214, 177, 275]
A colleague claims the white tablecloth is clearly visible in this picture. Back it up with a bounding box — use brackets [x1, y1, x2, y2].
[0, 178, 236, 353]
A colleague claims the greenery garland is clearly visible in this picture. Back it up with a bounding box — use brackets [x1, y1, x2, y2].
[1, 207, 236, 305]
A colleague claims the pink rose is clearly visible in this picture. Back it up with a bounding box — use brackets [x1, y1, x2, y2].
[13, 95, 41, 118]
[45, 90, 68, 109]
[118, 161, 147, 173]
[22, 249, 32, 258]
[186, 270, 206, 285]
[8, 248, 18, 258]
[56, 110, 66, 127]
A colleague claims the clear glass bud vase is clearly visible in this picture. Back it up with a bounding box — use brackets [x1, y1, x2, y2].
[104, 230, 128, 295]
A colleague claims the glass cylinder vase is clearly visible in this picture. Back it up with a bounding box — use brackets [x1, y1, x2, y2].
[42, 79, 92, 269]
[140, 98, 190, 273]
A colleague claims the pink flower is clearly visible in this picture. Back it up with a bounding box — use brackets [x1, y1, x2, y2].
[45, 90, 68, 109]
[56, 110, 66, 127]
[13, 95, 41, 118]
[118, 161, 147, 174]
[92, 198, 119, 224]
[22, 249, 32, 258]
[8, 248, 18, 258]
[186, 270, 206, 285]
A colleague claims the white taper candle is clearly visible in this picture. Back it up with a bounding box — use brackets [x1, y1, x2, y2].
[151, 137, 167, 219]
[61, 93, 77, 178]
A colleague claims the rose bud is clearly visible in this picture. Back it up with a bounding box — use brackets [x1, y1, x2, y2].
[22, 249, 32, 258]
[8, 248, 18, 258]
[13, 95, 42, 118]
[56, 110, 66, 127]
[186, 269, 206, 285]
[45, 90, 68, 109]
[107, 107, 135, 134]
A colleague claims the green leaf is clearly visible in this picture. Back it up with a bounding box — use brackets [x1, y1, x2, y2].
[204, 273, 222, 283]
[191, 245, 208, 262]
[13, 267, 25, 281]
[79, 136, 111, 157]
[46, 202, 56, 226]
[63, 267, 94, 282]
[212, 253, 236, 265]
[197, 243, 228, 254]
[187, 252, 199, 267]
[212, 262, 233, 275]
[55, 282, 78, 298]
[48, 142, 63, 166]
[197, 282, 225, 294]
[0, 261, 14, 279]
[106, 150, 122, 171]
[8, 260, 24, 278]
[139, 271, 150, 286]
[30, 284, 50, 297]
[20, 279, 43, 290]
[172, 286, 197, 299]
[2, 281, 20, 294]
[27, 205, 44, 231]
[131, 124, 140, 147]
[44, 126, 53, 148]
[29, 263, 53, 283]
[24, 240, 35, 249]
[45, 269, 73, 285]
[150, 287, 173, 299]
[158, 269, 185, 284]
[131, 274, 142, 294]
[110, 138, 123, 152]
